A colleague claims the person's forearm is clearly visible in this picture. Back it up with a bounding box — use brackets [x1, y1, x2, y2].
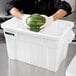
[10, 7, 24, 19]
[52, 9, 67, 20]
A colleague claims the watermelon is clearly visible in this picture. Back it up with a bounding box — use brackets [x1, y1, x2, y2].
[26, 13, 46, 32]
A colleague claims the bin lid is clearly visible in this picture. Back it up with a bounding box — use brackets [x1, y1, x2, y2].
[1, 17, 74, 38]
[66, 55, 76, 76]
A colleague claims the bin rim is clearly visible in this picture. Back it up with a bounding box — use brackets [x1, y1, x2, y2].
[1, 17, 74, 41]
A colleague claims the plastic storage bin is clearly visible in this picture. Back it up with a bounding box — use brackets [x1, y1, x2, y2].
[66, 55, 76, 76]
[1, 17, 75, 72]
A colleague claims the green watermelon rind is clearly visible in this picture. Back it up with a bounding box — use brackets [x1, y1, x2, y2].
[26, 14, 46, 27]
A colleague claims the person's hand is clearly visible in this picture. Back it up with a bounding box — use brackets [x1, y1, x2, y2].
[21, 14, 30, 28]
[40, 15, 54, 29]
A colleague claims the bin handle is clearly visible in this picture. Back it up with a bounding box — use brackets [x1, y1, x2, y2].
[5, 32, 15, 36]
